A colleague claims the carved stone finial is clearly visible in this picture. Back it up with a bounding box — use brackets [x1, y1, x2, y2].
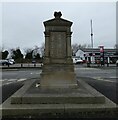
[54, 11, 62, 18]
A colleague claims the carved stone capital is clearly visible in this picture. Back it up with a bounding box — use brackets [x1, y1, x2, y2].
[66, 32, 72, 37]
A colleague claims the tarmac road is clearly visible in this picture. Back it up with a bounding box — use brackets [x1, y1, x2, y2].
[1, 82, 23, 103]
[1, 69, 41, 103]
[75, 65, 118, 104]
[1, 65, 118, 104]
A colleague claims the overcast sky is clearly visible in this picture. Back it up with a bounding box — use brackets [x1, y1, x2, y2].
[1, 2, 116, 51]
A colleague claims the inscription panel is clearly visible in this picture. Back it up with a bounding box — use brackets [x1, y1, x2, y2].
[50, 32, 66, 58]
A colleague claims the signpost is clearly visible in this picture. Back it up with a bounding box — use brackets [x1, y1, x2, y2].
[99, 45, 104, 66]
[90, 20, 95, 64]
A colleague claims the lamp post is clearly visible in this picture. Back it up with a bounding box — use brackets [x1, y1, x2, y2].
[90, 19, 94, 64]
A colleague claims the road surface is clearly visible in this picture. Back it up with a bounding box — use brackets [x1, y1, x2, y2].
[1, 69, 41, 103]
[1, 65, 118, 104]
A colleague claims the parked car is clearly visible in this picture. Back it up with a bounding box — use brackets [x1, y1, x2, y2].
[0, 59, 15, 65]
[7, 59, 15, 64]
[0, 60, 10, 65]
[73, 58, 83, 64]
[32, 60, 36, 63]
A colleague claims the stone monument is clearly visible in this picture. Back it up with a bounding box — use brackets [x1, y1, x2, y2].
[1, 11, 117, 119]
[40, 11, 77, 89]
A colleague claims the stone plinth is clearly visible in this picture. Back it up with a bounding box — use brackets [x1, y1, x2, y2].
[41, 71, 76, 89]
[1, 79, 117, 118]
[11, 79, 105, 104]
[41, 64, 76, 89]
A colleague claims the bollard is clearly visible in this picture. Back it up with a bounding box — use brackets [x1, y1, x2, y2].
[97, 63, 100, 67]
[107, 63, 109, 67]
[87, 63, 90, 67]
[116, 60, 118, 67]
[21, 64, 23, 67]
[116, 63, 118, 67]
[34, 63, 36, 67]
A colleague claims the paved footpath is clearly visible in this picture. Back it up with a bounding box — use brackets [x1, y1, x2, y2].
[0, 63, 42, 69]
[1, 63, 117, 69]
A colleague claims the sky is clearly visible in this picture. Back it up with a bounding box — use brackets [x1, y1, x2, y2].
[0, 1, 117, 52]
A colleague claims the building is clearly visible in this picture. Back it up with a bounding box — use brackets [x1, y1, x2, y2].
[74, 48, 118, 64]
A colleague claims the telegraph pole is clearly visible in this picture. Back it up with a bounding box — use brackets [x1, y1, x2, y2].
[90, 19, 94, 63]
[90, 19, 93, 49]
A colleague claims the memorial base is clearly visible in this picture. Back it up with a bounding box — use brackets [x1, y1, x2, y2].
[1, 78, 117, 118]
[40, 71, 77, 89]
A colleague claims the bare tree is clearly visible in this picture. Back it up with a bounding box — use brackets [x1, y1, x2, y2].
[0, 45, 5, 59]
[72, 43, 79, 55]
[72, 43, 88, 55]
[0, 47, 2, 59]
[39, 42, 45, 57]
[32, 45, 40, 58]
[86, 44, 91, 48]
[24, 48, 33, 58]
[114, 44, 118, 49]
[2, 50, 9, 59]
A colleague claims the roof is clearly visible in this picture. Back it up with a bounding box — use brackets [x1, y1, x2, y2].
[76, 48, 117, 53]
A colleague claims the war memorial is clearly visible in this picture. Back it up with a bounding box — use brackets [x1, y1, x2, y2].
[0, 12, 117, 119]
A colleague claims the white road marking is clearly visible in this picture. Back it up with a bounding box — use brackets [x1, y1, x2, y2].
[93, 77, 116, 83]
[0, 79, 7, 81]
[8, 79, 17, 82]
[0, 78, 27, 86]
[17, 78, 27, 82]
[30, 72, 41, 75]
[36, 73, 40, 74]
[5, 82, 13, 85]
[75, 68, 98, 70]
[109, 76, 117, 79]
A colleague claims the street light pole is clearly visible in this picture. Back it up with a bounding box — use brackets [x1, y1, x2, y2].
[91, 19, 93, 49]
[90, 19, 94, 63]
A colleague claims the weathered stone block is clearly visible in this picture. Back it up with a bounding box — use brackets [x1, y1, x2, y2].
[40, 12, 76, 89]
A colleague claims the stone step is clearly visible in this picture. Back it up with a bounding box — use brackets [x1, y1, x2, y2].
[11, 94, 105, 104]
[11, 79, 106, 104]
[1, 97, 117, 118]
[1, 79, 117, 118]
